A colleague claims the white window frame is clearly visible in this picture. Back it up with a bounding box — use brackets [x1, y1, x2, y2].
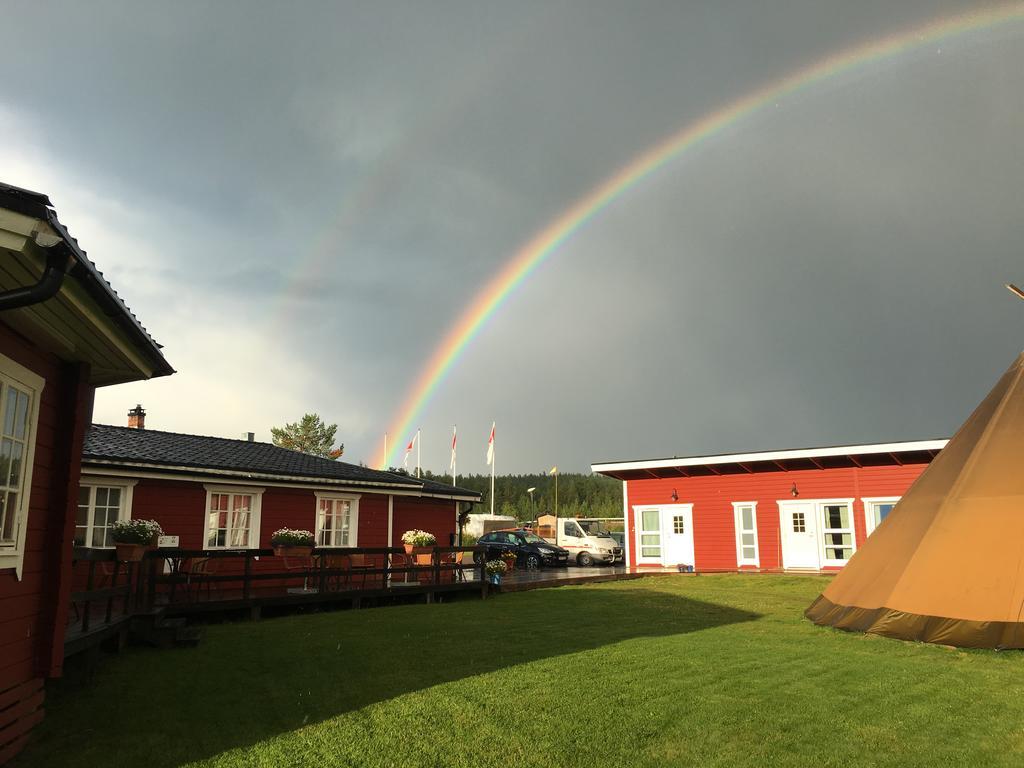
[732, 501, 759, 567]
[862, 496, 900, 536]
[202, 484, 264, 549]
[633, 506, 664, 564]
[817, 498, 856, 567]
[76, 477, 137, 548]
[314, 492, 360, 547]
[0, 354, 43, 580]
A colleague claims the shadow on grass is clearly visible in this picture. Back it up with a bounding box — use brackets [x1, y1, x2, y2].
[23, 585, 760, 767]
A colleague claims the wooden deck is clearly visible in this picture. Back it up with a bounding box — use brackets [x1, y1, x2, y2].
[65, 545, 486, 657]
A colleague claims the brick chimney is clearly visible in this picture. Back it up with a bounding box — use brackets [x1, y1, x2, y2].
[127, 404, 146, 429]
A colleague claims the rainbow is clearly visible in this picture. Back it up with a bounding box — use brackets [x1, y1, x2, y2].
[374, 3, 1024, 469]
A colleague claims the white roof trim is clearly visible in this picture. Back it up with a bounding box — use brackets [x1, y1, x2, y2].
[591, 439, 949, 474]
[81, 459, 481, 501]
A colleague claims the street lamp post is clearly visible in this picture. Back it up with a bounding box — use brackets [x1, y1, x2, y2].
[527, 487, 536, 519]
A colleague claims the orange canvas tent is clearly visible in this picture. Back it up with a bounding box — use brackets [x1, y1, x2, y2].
[806, 350, 1024, 648]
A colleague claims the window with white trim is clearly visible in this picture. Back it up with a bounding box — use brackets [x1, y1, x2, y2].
[821, 502, 855, 564]
[638, 508, 662, 559]
[75, 480, 136, 547]
[203, 486, 263, 549]
[0, 354, 43, 580]
[863, 497, 900, 536]
[733, 502, 759, 566]
[315, 493, 359, 547]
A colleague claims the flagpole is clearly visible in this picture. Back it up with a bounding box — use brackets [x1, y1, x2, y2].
[452, 424, 457, 487]
[490, 428, 495, 517]
[555, 468, 558, 518]
[383, 433, 388, 470]
[416, 428, 421, 478]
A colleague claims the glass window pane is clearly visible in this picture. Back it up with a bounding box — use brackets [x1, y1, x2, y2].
[106, 488, 121, 507]
[743, 546, 757, 560]
[0, 439, 12, 488]
[0, 493, 9, 541]
[741, 533, 755, 546]
[741, 507, 753, 529]
[640, 534, 660, 546]
[641, 510, 659, 531]
[2, 388, 15, 436]
[7, 442, 22, 489]
[825, 505, 850, 528]
[2, 493, 17, 540]
[641, 546, 660, 557]
[13, 391, 29, 439]
[74, 525, 86, 546]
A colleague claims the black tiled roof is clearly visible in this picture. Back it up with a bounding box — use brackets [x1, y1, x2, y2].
[83, 424, 480, 498]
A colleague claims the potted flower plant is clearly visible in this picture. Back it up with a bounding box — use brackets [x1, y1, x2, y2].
[271, 528, 315, 557]
[484, 559, 508, 585]
[500, 549, 517, 573]
[111, 519, 163, 562]
[401, 529, 436, 554]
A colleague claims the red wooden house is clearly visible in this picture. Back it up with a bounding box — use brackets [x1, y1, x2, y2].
[592, 440, 947, 572]
[78, 417, 480, 564]
[0, 182, 173, 762]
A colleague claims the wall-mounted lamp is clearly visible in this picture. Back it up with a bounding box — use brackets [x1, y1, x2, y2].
[671, 488, 679, 502]
[790, 483, 800, 498]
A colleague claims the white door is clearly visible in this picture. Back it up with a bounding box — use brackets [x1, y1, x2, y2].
[780, 501, 819, 569]
[662, 506, 694, 567]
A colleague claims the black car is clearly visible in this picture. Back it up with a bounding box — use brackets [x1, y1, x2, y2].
[476, 530, 569, 569]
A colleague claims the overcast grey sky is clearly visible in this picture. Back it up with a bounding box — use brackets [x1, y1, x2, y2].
[2, 1, 1021, 473]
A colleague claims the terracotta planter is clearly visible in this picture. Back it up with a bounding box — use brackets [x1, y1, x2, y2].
[404, 543, 415, 554]
[274, 544, 314, 557]
[115, 543, 151, 562]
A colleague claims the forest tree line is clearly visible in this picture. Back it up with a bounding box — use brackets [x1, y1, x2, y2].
[415, 470, 623, 521]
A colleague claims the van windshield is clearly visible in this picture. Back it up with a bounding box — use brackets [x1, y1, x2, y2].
[578, 521, 609, 536]
[521, 533, 546, 544]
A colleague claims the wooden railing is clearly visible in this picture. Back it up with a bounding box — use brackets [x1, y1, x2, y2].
[68, 547, 143, 639]
[137, 545, 487, 610]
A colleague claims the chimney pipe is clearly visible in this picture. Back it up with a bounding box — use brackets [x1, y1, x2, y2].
[241, 432, 254, 442]
[128, 404, 146, 429]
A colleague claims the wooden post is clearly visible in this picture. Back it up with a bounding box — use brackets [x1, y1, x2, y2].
[146, 555, 157, 611]
[82, 560, 95, 632]
[105, 558, 121, 624]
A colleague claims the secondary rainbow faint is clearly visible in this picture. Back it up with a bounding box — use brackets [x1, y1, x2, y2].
[373, 3, 1024, 469]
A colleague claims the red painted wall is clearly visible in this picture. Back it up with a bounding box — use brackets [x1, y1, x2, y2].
[392, 498, 458, 548]
[77, 478, 456, 563]
[623, 463, 930, 570]
[1, 323, 94, 761]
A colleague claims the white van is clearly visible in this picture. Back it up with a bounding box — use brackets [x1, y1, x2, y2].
[537, 515, 623, 566]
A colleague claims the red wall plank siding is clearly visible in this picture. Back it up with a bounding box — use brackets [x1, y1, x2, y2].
[624, 463, 930, 570]
[0, 323, 96, 761]
[75, 479, 457, 574]
[392, 498, 457, 548]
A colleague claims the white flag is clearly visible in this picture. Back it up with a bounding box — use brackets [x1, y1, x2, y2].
[486, 422, 495, 466]
[450, 426, 457, 471]
[403, 435, 416, 470]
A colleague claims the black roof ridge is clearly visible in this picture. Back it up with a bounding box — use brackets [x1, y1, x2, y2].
[90, 422, 279, 448]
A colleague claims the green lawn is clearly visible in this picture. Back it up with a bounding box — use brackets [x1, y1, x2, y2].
[19, 575, 1024, 767]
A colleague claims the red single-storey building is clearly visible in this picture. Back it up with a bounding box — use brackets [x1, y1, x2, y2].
[78, 417, 480, 563]
[0, 182, 174, 762]
[592, 439, 947, 572]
